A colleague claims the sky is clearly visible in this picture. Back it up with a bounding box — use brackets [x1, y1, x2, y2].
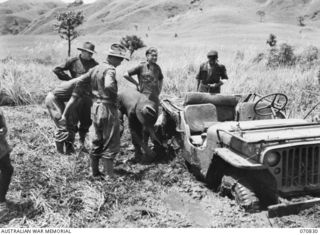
[0, 0, 97, 3]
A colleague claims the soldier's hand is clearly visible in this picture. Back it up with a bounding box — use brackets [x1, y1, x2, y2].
[58, 117, 67, 126]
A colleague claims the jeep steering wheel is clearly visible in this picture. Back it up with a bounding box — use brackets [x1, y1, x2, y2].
[253, 93, 288, 118]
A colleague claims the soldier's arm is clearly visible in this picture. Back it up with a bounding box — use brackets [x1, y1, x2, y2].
[0, 110, 8, 137]
[53, 58, 74, 81]
[104, 68, 117, 92]
[159, 68, 164, 93]
[124, 65, 141, 90]
[220, 65, 229, 80]
[60, 70, 93, 121]
[196, 64, 203, 91]
[210, 80, 223, 89]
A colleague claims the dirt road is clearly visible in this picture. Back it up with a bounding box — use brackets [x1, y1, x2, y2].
[1, 105, 319, 227]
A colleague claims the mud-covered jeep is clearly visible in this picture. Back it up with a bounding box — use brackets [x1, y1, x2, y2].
[160, 92, 320, 216]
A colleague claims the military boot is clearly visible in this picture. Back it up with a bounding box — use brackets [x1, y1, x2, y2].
[129, 148, 142, 164]
[79, 134, 88, 153]
[55, 141, 64, 154]
[102, 158, 114, 178]
[65, 142, 75, 155]
[91, 156, 103, 177]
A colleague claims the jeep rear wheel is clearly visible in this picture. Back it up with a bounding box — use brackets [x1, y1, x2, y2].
[220, 175, 260, 213]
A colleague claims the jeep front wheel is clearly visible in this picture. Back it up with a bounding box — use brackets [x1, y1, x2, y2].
[219, 175, 260, 213]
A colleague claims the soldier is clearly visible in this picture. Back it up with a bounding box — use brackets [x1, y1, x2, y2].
[123, 47, 164, 157]
[53, 42, 98, 149]
[0, 109, 14, 217]
[123, 47, 164, 98]
[196, 50, 228, 93]
[118, 88, 161, 163]
[61, 43, 128, 178]
[45, 78, 86, 154]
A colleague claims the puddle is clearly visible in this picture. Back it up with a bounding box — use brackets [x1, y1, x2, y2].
[163, 189, 213, 227]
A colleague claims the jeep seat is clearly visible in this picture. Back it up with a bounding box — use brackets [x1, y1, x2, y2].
[184, 92, 240, 121]
[184, 103, 218, 133]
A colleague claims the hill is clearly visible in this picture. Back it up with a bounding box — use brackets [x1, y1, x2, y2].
[0, 0, 64, 35]
[2, 0, 320, 35]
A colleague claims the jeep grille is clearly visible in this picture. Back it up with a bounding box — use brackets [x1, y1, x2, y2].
[280, 145, 320, 190]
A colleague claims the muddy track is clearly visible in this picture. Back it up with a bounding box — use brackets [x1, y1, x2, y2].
[1, 105, 320, 228]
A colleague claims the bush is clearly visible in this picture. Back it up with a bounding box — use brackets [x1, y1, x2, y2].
[0, 64, 33, 106]
[0, 60, 58, 106]
[266, 43, 296, 67]
[296, 46, 320, 69]
[120, 35, 146, 57]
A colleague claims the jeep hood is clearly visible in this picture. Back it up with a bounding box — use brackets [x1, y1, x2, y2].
[207, 119, 320, 146]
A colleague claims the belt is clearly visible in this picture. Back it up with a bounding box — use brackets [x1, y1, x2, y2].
[93, 98, 116, 105]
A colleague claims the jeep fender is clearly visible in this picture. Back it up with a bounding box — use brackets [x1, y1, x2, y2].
[214, 148, 267, 170]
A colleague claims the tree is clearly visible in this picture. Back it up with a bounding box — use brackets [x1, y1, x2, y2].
[256, 10, 265, 22]
[55, 11, 84, 57]
[266, 34, 277, 47]
[297, 16, 305, 27]
[120, 35, 146, 57]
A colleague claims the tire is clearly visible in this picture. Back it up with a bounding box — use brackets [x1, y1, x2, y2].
[205, 157, 227, 191]
[220, 175, 260, 213]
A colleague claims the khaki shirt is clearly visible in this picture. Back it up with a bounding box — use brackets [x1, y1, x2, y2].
[53, 55, 98, 81]
[128, 62, 164, 97]
[73, 62, 117, 104]
[196, 61, 228, 93]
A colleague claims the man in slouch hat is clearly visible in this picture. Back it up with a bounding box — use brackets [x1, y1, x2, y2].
[51, 42, 98, 153]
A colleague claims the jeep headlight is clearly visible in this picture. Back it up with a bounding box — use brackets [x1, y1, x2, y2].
[265, 151, 280, 167]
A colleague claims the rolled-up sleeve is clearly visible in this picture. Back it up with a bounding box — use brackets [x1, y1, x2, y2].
[104, 68, 116, 89]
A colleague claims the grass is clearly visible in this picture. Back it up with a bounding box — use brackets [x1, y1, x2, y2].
[1, 34, 320, 118]
[2, 105, 198, 228]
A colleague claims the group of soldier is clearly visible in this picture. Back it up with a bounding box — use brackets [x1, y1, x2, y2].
[0, 41, 228, 216]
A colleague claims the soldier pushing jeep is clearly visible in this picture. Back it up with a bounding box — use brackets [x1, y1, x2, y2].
[196, 50, 228, 93]
[122, 47, 164, 161]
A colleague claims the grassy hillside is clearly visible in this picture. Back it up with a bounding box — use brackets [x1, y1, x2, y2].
[0, 0, 64, 35]
[3, 0, 320, 35]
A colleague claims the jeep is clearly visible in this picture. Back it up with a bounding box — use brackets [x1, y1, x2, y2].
[159, 92, 320, 216]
